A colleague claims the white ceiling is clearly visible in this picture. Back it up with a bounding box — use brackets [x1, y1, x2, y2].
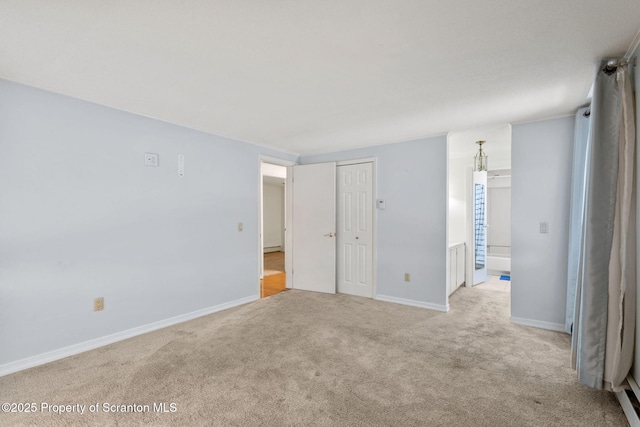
[1, 1, 639, 155]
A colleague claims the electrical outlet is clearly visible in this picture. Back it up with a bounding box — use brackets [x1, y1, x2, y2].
[238, 222, 243, 232]
[94, 297, 104, 311]
[404, 273, 410, 282]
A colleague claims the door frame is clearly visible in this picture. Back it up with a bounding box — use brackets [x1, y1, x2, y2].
[465, 165, 475, 287]
[258, 155, 295, 296]
[336, 157, 378, 299]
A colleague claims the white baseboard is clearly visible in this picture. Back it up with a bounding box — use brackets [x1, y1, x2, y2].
[263, 246, 282, 253]
[0, 295, 258, 378]
[376, 294, 449, 312]
[510, 316, 566, 333]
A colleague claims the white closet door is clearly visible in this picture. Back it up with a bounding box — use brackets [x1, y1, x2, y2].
[337, 162, 373, 298]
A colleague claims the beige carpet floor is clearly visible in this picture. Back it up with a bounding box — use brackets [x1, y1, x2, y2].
[0, 287, 627, 426]
[475, 275, 511, 293]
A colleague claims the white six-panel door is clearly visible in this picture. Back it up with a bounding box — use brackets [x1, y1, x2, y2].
[337, 162, 373, 298]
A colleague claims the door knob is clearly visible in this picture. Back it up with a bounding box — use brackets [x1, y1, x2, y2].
[324, 232, 334, 238]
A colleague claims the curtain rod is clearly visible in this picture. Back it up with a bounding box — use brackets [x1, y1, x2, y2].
[583, 56, 636, 118]
[602, 57, 635, 76]
[604, 58, 628, 73]
[605, 57, 637, 68]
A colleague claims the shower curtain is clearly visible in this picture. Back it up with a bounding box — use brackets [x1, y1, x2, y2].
[474, 183, 486, 269]
[567, 60, 636, 391]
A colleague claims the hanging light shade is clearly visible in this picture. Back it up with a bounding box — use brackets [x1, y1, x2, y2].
[474, 140, 488, 171]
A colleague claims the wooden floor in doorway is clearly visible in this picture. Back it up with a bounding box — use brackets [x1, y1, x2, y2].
[261, 273, 287, 298]
[261, 251, 286, 298]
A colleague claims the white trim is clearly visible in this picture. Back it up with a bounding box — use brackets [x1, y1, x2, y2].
[371, 159, 378, 299]
[259, 155, 296, 293]
[510, 316, 566, 333]
[259, 155, 296, 168]
[465, 165, 474, 288]
[445, 138, 450, 301]
[259, 159, 264, 281]
[285, 166, 293, 288]
[0, 295, 258, 378]
[625, 29, 640, 59]
[376, 294, 450, 313]
[336, 157, 376, 166]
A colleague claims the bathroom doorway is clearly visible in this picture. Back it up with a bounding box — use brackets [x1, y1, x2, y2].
[474, 168, 511, 292]
[447, 125, 512, 303]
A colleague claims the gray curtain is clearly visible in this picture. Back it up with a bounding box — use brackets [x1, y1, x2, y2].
[568, 60, 636, 391]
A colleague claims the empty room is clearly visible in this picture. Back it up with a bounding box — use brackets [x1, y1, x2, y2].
[2, 1, 640, 426]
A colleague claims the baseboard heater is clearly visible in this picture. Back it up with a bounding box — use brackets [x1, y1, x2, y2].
[618, 375, 640, 426]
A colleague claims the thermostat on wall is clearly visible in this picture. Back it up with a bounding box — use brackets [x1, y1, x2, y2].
[144, 153, 158, 167]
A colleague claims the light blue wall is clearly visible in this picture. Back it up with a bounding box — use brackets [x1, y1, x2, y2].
[301, 137, 448, 310]
[511, 116, 574, 329]
[0, 79, 297, 366]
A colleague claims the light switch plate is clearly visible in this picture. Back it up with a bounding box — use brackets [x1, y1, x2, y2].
[144, 153, 159, 167]
[540, 222, 549, 234]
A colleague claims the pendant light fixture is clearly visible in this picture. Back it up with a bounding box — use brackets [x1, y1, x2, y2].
[474, 140, 488, 171]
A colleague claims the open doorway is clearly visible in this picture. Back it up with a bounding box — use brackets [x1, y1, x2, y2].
[447, 125, 512, 304]
[260, 161, 289, 298]
[475, 168, 511, 292]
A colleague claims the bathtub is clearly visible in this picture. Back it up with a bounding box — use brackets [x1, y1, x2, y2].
[487, 254, 510, 274]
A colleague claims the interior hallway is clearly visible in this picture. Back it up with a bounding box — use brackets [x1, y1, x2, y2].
[261, 251, 286, 298]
